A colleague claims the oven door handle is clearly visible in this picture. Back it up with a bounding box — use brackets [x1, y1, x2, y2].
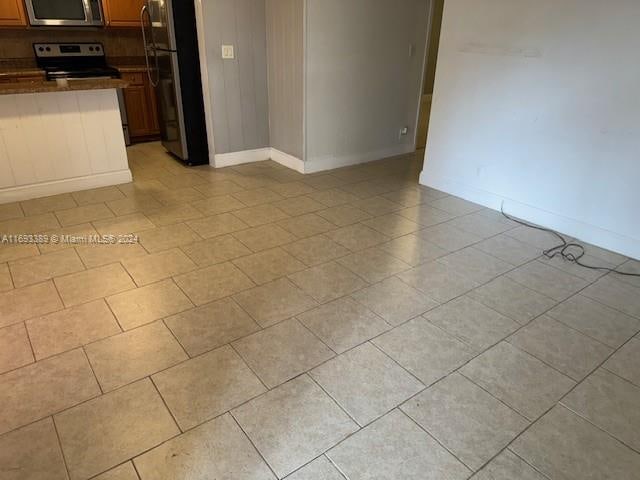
[141, 4, 160, 88]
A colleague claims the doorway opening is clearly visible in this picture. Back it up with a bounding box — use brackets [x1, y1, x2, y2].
[415, 0, 444, 153]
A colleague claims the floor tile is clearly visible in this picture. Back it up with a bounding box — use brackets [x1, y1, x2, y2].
[289, 262, 367, 304]
[469, 276, 557, 324]
[402, 373, 528, 470]
[0, 418, 68, 480]
[106, 279, 193, 330]
[0, 201, 24, 221]
[0, 242, 40, 263]
[538, 253, 613, 282]
[55, 263, 135, 307]
[353, 196, 403, 216]
[0, 281, 63, 328]
[439, 247, 513, 284]
[362, 213, 421, 237]
[122, 248, 196, 286]
[10, 249, 85, 288]
[471, 450, 547, 480]
[0, 323, 34, 374]
[233, 318, 334, 388]
[429, 196, 483, 216]
[55, 203, 114, 226]
[106, 194, 163, 216]
[174, 262, 255, 306]
[447, 211, 515, 238]
[93, 213, 155, 235]
[191, 195, 246, 216]
[86, 321, 187, 391]
[193, 179, 245, 197]
[563, 368, 640, 451]
[0, 213, 60, 234]
[311, 342, 424, 426]
[337, 247, 410, 283]
[0, 348, 100, 435]
[233, 248, 306, 285]
[233, 187, 284, 206]
[94, 462, 139, 480]
[0, 262, 11, 292]
[582, 275, 640, 319]
[26, 299, 121, 360]
[21, 193, 76, 217]
[351, 276, 438, 326]
[180, 234, 251, 267]
[378, 234, 449, 266]
[325, 224, 389, 252]
[425, 296, 519, 351]
[460, 342, 576, 420]
[186, 212, 249, 239]
[76, 242, 148, 269]
[415, 223, 482, 251]
[145, 204, 202, 227]
[55, 379, 179, 480]
[37, 223, 99, 255]
[153, 345, 266, 430]
[134, 413, 275, 480]
[604, 338, 640, 386]
[340, 180, 393, 199]
[327, 409, 470, 480]
[72, 186, 125, 205]
[298, 297, 391, 353]
[397, 260, 479, 303]
[136, 223, 201, 252]
[398, 205, 453, 227]
[234, 224, 296, 252]
[153, 187, 206, 206]
[302, 174, 348, 191]
[278, 213, 337, 238]
[506, 261, 589, 301]
[511, 405, 640, 480]
[234, 278, 318, 328]
[317, 204, 371, 227]
[508, 315, 613, 380]
[165, 297, 260, 356]
[373, 317, 475, 386]
[287, 456, 344, 480]
[505, 225, 564, 250]
[273, 196, 325, 216]
[283, 235, 350, 266]
[234, 204, 290, 227]
[233, 375, 358, 478]
[474, 233, 542, 266]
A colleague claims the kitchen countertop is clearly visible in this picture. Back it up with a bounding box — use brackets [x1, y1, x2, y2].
[0, 78, 129, 96]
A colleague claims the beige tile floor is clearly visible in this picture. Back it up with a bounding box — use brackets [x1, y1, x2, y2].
[1, 141, 640, 479]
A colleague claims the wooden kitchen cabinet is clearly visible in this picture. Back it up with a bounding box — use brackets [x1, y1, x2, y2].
[0, 0, 27, 27]
[103, 0, 145, 28]
[121, 70, 160, 141]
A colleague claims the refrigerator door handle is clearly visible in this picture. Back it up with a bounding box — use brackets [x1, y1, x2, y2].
[141, 4, 160, 87]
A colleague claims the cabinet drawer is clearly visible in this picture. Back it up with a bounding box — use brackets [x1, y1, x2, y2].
[121, 72, 145, 86]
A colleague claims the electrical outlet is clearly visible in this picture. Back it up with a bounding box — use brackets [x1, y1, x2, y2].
[221, 45, 235, 59]
[400, 126, 409, 137]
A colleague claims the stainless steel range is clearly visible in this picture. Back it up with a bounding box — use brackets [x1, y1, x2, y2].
[34, 42, 130, 145]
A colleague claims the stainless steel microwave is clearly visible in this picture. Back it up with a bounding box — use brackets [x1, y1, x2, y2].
[25, 0, 104, 27]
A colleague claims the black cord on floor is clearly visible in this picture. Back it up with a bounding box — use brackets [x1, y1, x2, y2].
[500, 204, 640, 278]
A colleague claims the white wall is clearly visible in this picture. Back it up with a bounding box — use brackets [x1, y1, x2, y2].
[305, 0, 430, 171]
[422, 0, 640, 259]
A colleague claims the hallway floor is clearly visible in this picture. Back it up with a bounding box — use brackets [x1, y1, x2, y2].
[1, 142, 640, 479]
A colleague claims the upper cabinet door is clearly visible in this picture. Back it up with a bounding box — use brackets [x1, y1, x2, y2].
[103, 0, 145, 27]
[0, 0, 27, 27]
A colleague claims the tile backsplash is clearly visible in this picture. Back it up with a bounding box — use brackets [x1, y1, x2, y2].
[0, 28, 144, 64]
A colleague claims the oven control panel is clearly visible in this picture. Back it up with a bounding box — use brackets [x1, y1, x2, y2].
[34, 43, 105, 58]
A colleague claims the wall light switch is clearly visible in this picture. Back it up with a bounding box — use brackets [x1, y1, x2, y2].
[222, 45, 235, 59]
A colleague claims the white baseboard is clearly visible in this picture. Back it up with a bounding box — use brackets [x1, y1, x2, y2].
[0, 170, 133, 204]
[270, 148, 305, 173]
[419, 170, 640, 260]
[214, 148, 272, 168]
[305, 144, 415, 174]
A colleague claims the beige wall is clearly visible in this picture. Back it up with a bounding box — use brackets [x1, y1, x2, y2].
[266, 0, 304, 159]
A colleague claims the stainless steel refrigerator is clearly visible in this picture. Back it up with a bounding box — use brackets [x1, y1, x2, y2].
[141, 0, 208, 166]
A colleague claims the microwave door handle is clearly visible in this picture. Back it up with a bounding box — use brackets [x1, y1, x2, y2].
[141, 4, 160, 87]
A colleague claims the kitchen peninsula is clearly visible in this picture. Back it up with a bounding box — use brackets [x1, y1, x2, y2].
[0, 78, 132, 203]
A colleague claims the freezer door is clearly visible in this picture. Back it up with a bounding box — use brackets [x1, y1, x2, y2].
[147, 0, 177, 52]
[156, 50, 188, 160]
